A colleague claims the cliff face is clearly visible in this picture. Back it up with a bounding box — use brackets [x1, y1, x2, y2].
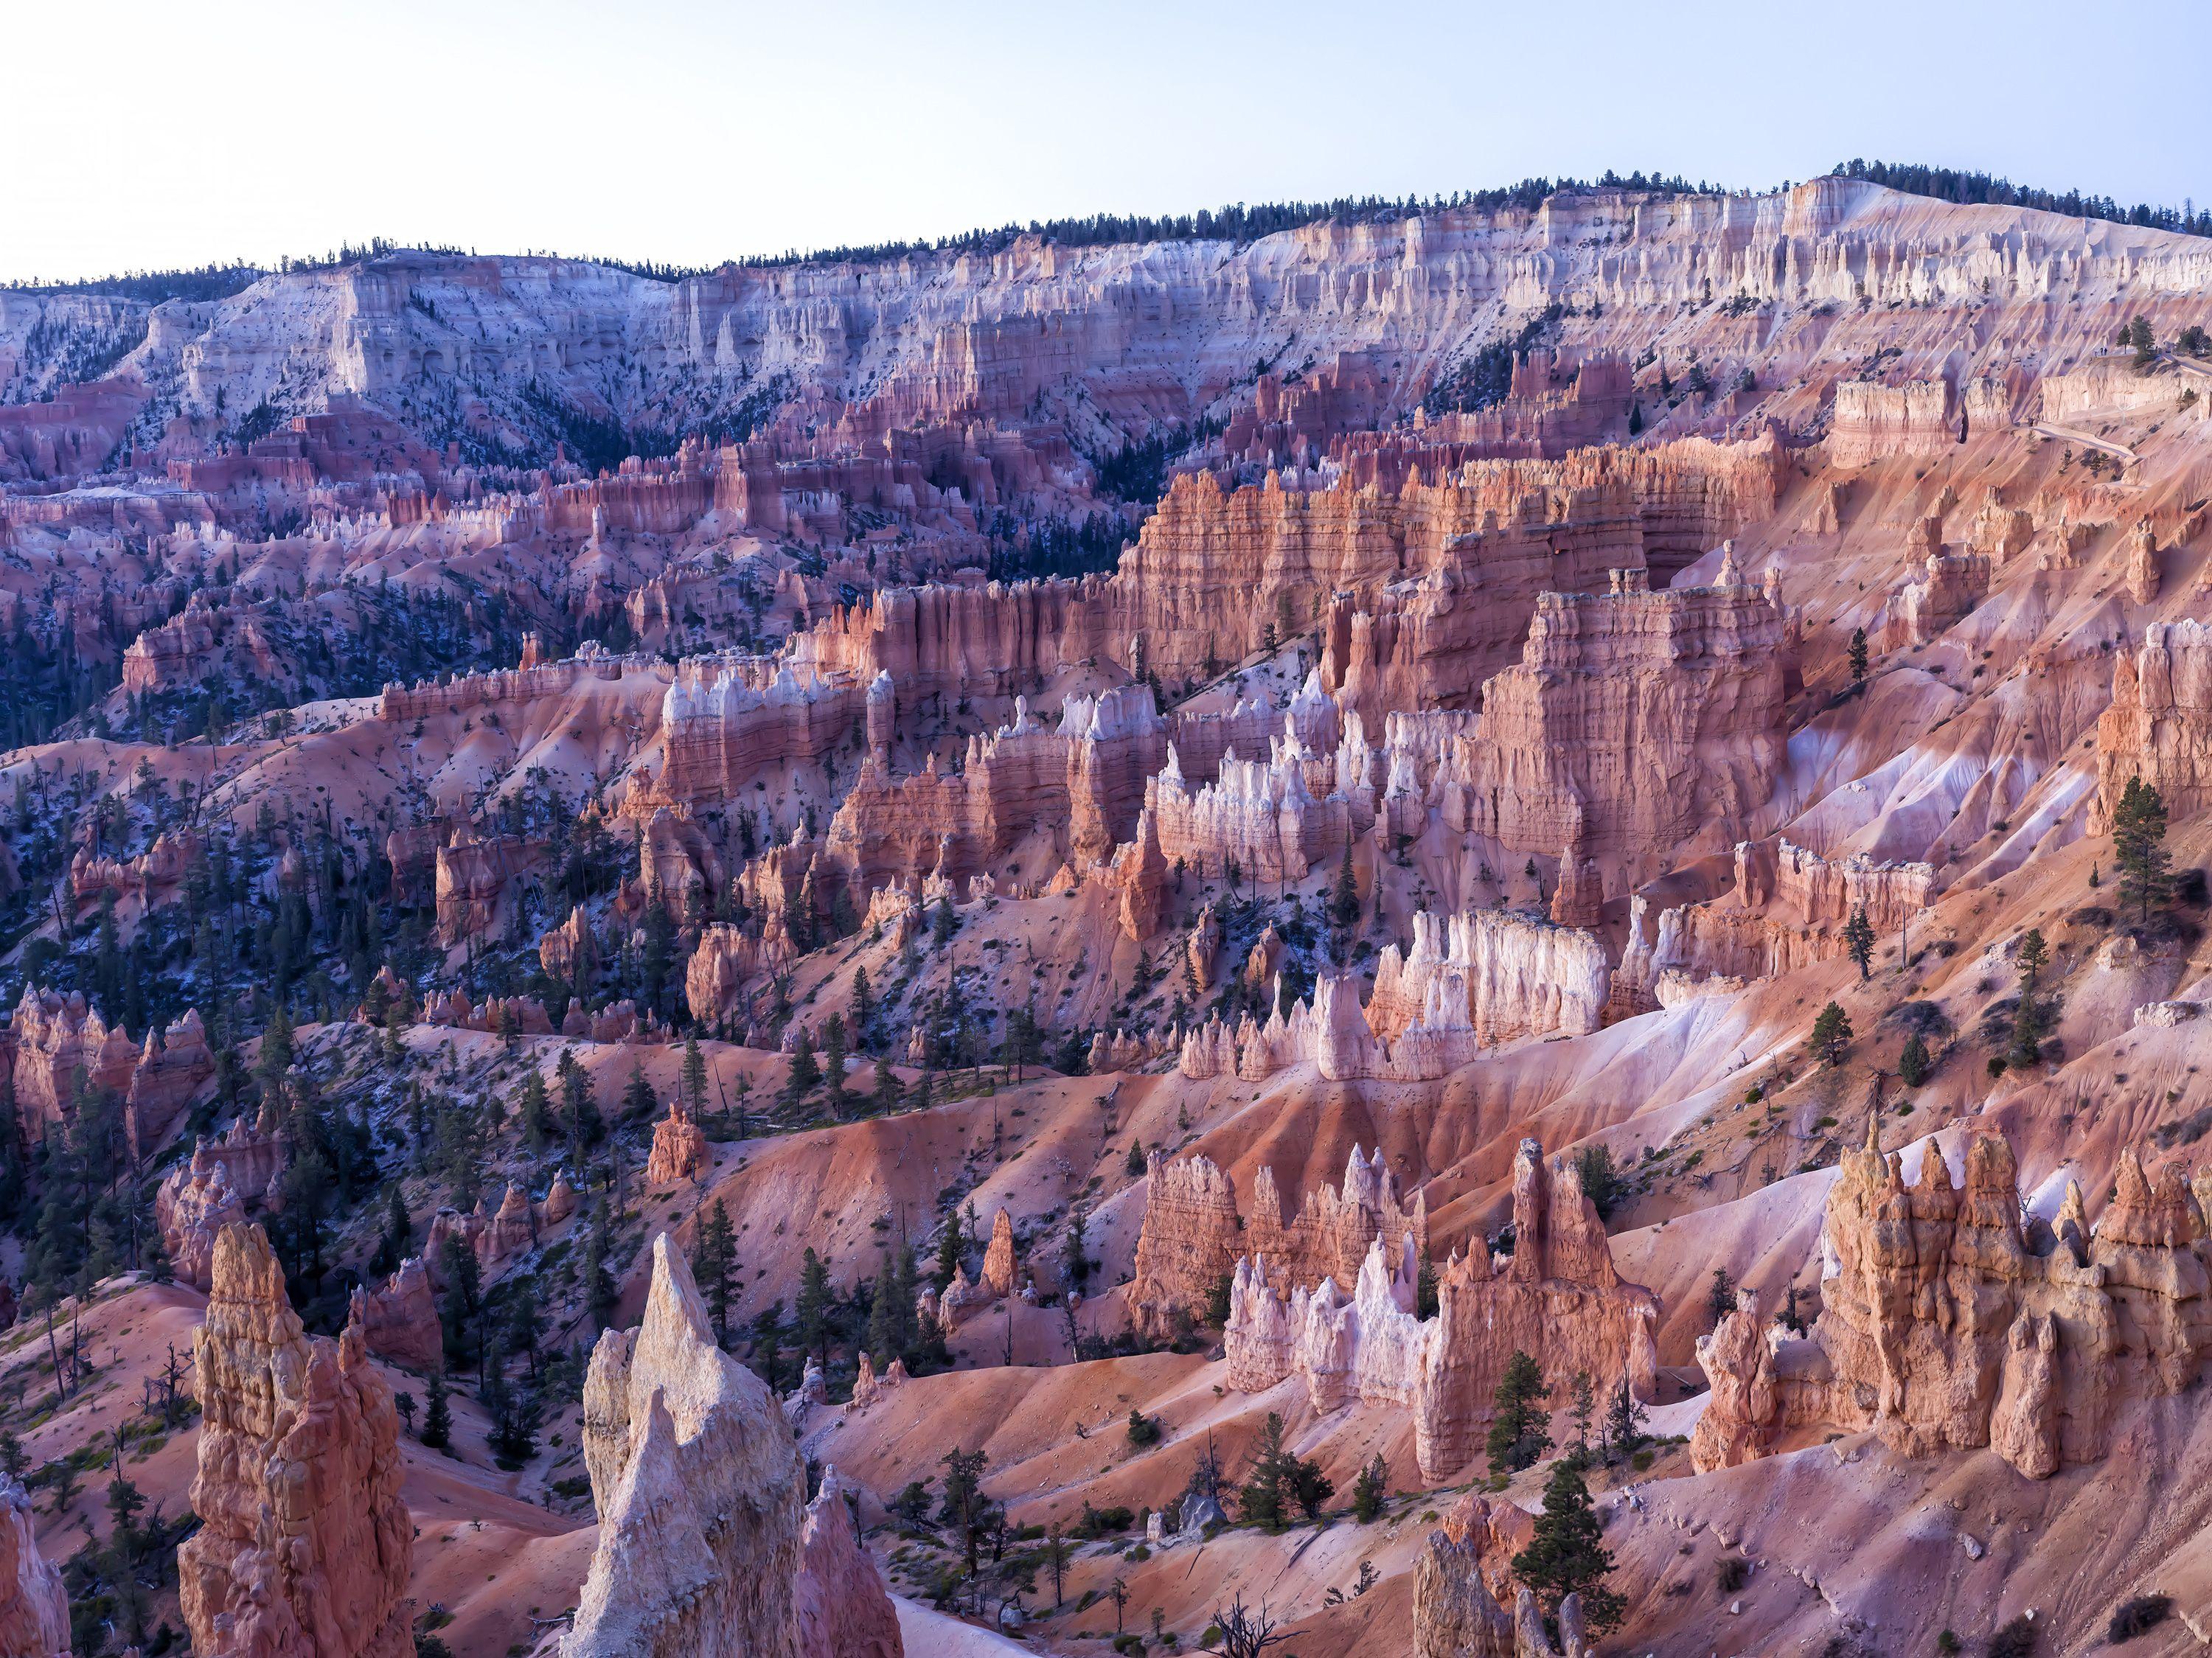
[1222, 1139, 1656, 1483]
[2093, 620, 2212, 832]
[1127, 1146, 1426, 1338]
[18, 178, 2212, 467]
[1829, 377, 1961, 466]
[1366, 908, 1611, 1048]
[1700, 1126, 2212, 1481]
[0, 1476, 69, 1658]
[567, 1236, 809, 1658]
[1456, 571, 1791, 885]
[178, 1222, 413, 1658]
[349, 1257, 443, 1374]
[432, 830, 546, 947]
[1619, 838, 1936, 1000]
[655, 661, 866, 809]
[1179, 904, 1607, 1086]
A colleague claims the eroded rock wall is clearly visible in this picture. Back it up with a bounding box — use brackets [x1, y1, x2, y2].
[178, 1222, 412, 1658]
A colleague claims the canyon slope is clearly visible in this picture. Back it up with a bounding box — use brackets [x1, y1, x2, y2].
[6, 172, 2212, 1658]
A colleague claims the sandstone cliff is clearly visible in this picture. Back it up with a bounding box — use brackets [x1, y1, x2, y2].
[178, 1222, 412, 1658]
[1222, 1140, 1656, 1482]
[569, 1235, 902, 1658]
[1128, 1145, 1426, 1339]
[0, 1475, 69, 1658]
[2094, 620, 2212, 832]
[1700, 1124, 2212, 1480]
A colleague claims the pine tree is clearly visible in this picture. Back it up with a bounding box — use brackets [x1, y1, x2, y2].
[560, 1052, 602, 1148]
[1899, 1031, 1933, 1087]
[851, 966, 873, 1044]
[871, 1057, 897, 1115]
[867, 1247, 899, 1367]
[692, 1200, 737, 1343]
[421, 1373, 453, 1449]
[1568, 1370, 1597, 1457]
[1706, 1266, 1736, 1328]
[438, 1230, 484, 1371]
[1847, 626, 1870, 686]
[1601, 1370, 1647, 1463]
[518, 1070, 554, 1157]
[681, 1036, 708, 1117]
[2131, 314, 2157, 369]
[822, 1015, 849, 1118]
[787, 1028, 821, 1098]
[2112, 776, 2172, 922]
[933, 1210, 964, 1292]
[1809, 1000, 1853, 1067]
[1062, 1205, 1091, 1290]
[621, 1063, 657, 1121]
[2010, 927, 2050, 1069]
[1511, 1460, 1626, 1634]
[1843, 908, 1875, 981]
[370, 1184, 411, 1277]
[1237, 1413, 1290, 1530]
[796, 1247, 834, 1366]
[1331, 847, 1360, 929]
[583, 1197, 618, 1329]
[1351, 1453, 1388, 1523]
[504, 1278, 545, 1379]
[1485, 1349, 1552, 1476]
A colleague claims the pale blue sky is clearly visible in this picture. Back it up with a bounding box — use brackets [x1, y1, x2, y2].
[6, 0, 2210, 283]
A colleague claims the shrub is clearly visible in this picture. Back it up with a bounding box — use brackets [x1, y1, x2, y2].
[1716, 1557, 1749, 1593]
[1988, 1615, 2037, 1658]
[2109, 1595, 2173, 1643]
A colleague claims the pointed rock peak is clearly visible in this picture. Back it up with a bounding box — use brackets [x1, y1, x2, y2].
[2113, 1147, 2154, 1210]
[642, 1230, 717, 1350]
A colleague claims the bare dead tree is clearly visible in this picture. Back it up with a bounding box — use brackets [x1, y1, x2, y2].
[1211, 1594, 1290, 1658]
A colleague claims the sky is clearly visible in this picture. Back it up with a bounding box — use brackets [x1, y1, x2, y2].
[7, 0, 2212, 285]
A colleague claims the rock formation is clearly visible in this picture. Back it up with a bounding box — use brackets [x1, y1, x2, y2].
[178, 1222, 412, 1658]
[1220, 1140, 1653, 1481]
[1706, 1124, 2212, 1480]
[568, 1236, 808, 1658]
[1363, 570, 1790, 897]
[348, 1257, 443, 1374]
[980, 1209, 1019, 1299]
[1414, 1525, 1594, 1658]
[2094, 620, 2212, 832]
[1179, 905, 1607, 1086]
[645, 1098, 709, 1185]
[159, 1157, 246, 1291]
[568, 1239, 900, 1657]
[0, 1474, 69, 1658]
[433, 829, 546, 947]
[1688, 1287, 1781, 1474]
[7, 984, 139, 1133]
[2124, 518, 2161, 605]
[1893, 542, 1991, 647]
[655, 660, 866, 807]
[1829, 377, 1960, 466]
[1130, 1146, 1427, 1339]
[1366, 908, 1610, 1047]
[1617, 838, 1935, 1004]
[541, 905, 599, 986]
[793, 1468, 905, 1658]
